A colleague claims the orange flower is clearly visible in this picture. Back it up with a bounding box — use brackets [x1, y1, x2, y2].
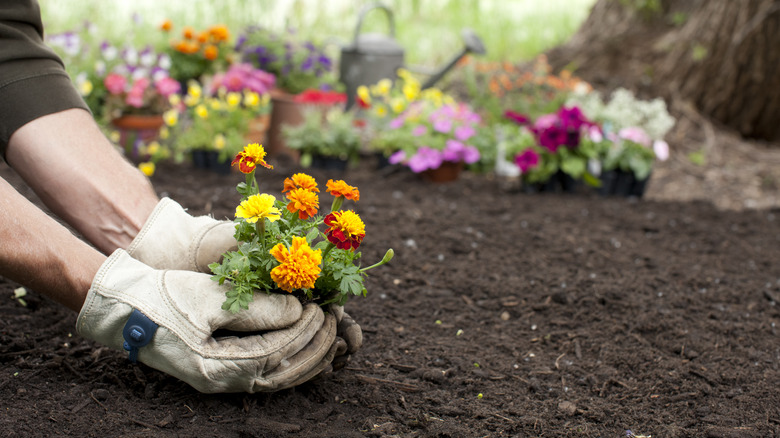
[160, 19, 172, 32]
[326, 179, 359, 201]
[209, 25, 230, 42]
[197, 31, 209, 44]
[283, 173, 319, 193]
[285, 188, 319, 220]
[203, 44, 218, 60]
[182, 26, 195, 40]
[269, 236, 322, 292]
[231, 143, 273, 173]
[175, 40, 199, 54]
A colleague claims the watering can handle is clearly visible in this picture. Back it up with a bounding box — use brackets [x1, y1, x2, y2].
[353, 2, 395, 45]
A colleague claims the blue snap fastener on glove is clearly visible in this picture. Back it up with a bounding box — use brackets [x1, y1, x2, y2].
[122, 309, 159, 363]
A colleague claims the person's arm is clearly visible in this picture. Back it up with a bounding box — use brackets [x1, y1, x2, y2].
[0, 175, 104, 311]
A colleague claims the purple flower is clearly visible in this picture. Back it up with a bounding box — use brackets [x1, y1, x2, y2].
[454, 125, 475, 141]
[412, 125, 428, 136]
[389, 117, 405, 129]
[388, 150, 407, 164]
[514, 149, 540, 172]
[432, 117, 452, 134]
[407, 147, 443, 173]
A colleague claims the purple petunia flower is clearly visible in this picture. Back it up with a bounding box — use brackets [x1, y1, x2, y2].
[514, 149, 540, 172]
[408, 147, 443, 173]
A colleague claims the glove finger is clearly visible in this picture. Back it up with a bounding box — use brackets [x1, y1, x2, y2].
[216, 292, 303, 332]
[327, 304, 344, 323]
[338, 312, 363, 355]
[256, 310, 337, 392]
[195, 221, 238, 273]
[282, 336, 346, 389]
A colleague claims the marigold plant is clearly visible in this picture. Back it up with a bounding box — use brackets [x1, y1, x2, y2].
[210, 143, 393, 313]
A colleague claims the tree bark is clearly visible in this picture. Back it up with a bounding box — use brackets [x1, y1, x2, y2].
[547, 0, 780, 142]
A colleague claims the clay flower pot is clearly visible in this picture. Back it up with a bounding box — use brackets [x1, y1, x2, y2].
[421, 161, 464, 183]
[110, 114, 165, 163]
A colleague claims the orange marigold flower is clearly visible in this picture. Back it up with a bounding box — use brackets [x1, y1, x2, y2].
[203, 44, 218, 60]
[160, 19, 172, 32]
[197, 31, 209, 44]
[326, 179, 359, 201]
[175, 40, 199, 54]
[283, 173, 319, 193]
[269, 236, 322, 292]
[231, 143, 272, 173]
[182, 26, 195, 40]
[286, 188, 319, 220]
[324, 210, 365, 250]
[209, 25, 230, 42]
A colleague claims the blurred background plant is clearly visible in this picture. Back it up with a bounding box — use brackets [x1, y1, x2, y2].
[282, 106, 362, 168]
[161, 20, 234, 84]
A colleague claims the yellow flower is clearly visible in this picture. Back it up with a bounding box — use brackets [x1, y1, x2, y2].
[357, 85, 371, 105]
[226, 92, 241, 108]
[195, 104, 208, 119]
[146, 141, 160, 155]
[374, 105, 387, 118]
[163, 109, 178, 127]
[109, 131, 120, 143]
[159, 126, 170, 140]
[213, 134, 226, 150]
[403, 82, 420, 101]
[138, 162, 155, 177]
[188, 82, 202, 99]
[390, 97, 406, 114]
[269, 236, 322, 292]
[78, 79, 93, 96]
[375, 78, 392, 96]
[168, 94, 181, 107]
[232, 143, 273, 173]
[208, 98, 222, 111]
[235, 193, 281, 224]
[244, 91, 260, 108]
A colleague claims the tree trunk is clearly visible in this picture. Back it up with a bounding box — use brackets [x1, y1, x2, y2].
[546, 0, 780, 142]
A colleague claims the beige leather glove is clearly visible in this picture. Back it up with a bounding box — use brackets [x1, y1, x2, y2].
[127, 197, 236, 273]
[77, 249, 342, 393]
[127, 197, 364, 358]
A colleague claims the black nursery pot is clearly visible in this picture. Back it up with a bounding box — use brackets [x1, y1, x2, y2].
[599, 169, 650, 198]
[523, 171, 580, 194]
[191, 150, 231, 175]
[310, 154, 348, 171]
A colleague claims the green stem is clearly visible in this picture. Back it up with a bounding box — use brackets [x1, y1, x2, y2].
[330, 196, 344, 213]
[359, 248, 394, 273]
[321, 242, 336, 262]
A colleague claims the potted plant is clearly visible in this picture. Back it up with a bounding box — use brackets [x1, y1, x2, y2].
[160, 20, 233, 85]
[235, 26, 341, 159]
[165, 81, 271, 174]
[503, 105, 603, 192]
[281, 105, 361, 171]
[565, 87, 675, 197]
[210, 143, 393, 311]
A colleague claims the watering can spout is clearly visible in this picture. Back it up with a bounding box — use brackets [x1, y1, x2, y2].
[421, 28, 486, 90]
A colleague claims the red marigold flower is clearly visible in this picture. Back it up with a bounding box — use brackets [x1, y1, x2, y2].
[326, 179, 359, 201]
[231, 143, 272, 173]
[324, 210, 365, 250]
[286, 188, 319, 220]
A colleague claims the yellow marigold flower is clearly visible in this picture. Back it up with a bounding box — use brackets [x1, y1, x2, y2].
[213, 134, 226, 150]
[283, 173, 319, 193]
[109, 130, 120, 143]
[357, 85, 371, 105]
[159, 126, 170, 140]
[374, 105, 387, 118]
[403, 82, 419, 101]
[243, 91, 260, 108]
[397, 68, 412, 80]
[163, 109, 178, 127]
[188, 82, 202, 99]
[195, 104, 208, 119]
[269, 236, 322, 292]
[326, 179, 359, 201]
[160, 19, 172, 32]
[235, 193, 281, 224]
[208, 98, 222, 111]
[226, 92, 241, 108]
[231, 143, 272, 173]
[168, 94, 181, 107]
[138, 162, 155, 177]
[285, 188, 319, 220]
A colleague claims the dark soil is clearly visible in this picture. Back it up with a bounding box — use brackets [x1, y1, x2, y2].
[2, 157, 780, 437]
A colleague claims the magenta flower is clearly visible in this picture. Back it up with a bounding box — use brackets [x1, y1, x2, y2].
[388, 150, 407, 164]
[504, 110, 529, 125]
[514, 149, 540, 173]
[432, 118, 452, 134]
[125, 77, 149, 108]
[454, 125, 475, 141]
[210, 63, 276, 95]
[412, 125, 428, 136]
[407, 147, 443, 173]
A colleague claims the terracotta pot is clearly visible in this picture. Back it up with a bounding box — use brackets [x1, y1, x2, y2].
[245, 113, 271, 146]
[421, 161, 464, 183]
[267, 89, 303, 162]
[110, 114, 165, 162]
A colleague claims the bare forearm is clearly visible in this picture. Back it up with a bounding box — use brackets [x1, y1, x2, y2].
[6, 109, 159, 253]
[0, 177, 104, 311]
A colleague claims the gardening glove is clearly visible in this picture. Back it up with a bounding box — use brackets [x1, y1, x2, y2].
[127, 197, 236, 273]
[326, 305, 363, 371]
[77, 249, 341, 393]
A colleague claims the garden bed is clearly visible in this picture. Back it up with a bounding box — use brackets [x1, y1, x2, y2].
[1, 158, 779, 437]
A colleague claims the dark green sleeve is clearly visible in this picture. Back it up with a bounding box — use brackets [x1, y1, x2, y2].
[0, 0, 89, 160]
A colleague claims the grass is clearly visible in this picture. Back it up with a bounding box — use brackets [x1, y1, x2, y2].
[38, 0, 596, 68]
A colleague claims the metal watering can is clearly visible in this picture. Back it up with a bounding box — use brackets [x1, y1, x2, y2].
[339, 2, 486, 109]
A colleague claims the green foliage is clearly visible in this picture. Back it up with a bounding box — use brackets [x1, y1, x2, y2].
[282, 107, 362, 161]
[601, 139, 656, 180]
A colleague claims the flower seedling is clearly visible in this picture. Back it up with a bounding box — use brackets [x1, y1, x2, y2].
[210, 143, 393, 312]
